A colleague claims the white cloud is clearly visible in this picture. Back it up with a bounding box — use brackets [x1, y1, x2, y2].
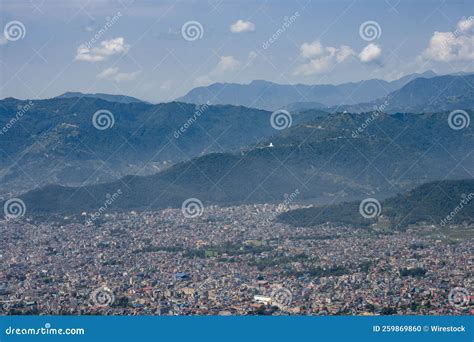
[96, 67, 140, 82]
[335, 45, 354, 63]
[0, 35, 8, 45]
[114, 70, 141, 82]
[213, 55, 241, 74]
[359, 43, 382, 63]
[96, 67, 119, 79]
[230, 20, 255, 33]
[299, 41, 324, 59]
[294, 57, 333, 76]
[421, 17, 474, 62]
[196, 55, 241, 85]
[75, 37, 130, 62]
[294, 42, 354, 76]
[457, 16, 474, 33]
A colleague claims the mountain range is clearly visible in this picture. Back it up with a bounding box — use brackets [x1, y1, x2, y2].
[15, 109, 473, 215]
[177, 71, 437, 110]
[1, 70, 473, 215]
[56, 92, 147, 104]
[1, 97, 319, 196]
[337, 74, 474, 114]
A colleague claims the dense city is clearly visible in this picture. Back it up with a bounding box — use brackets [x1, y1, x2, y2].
[0, 204, 472, 316]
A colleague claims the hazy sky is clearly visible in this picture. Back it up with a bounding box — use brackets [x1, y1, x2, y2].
[1, 0, 473, 103]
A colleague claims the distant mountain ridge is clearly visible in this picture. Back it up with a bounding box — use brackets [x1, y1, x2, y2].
[56, 92, 148, 104]
[177, 71, 437, 110]
[15, 110, 473, 215]
[337, 73, 474, 113]
[1, 97, 321, 196]
[385, 74, 474, 112]
[3, 71, 474, 200]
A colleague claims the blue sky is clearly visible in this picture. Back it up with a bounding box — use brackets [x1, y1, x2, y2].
[0, 0, 473, 103]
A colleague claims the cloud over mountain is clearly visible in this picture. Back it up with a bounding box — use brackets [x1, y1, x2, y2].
[294, 41, 354, 76]
[196, 55, 241, 85]
[421, 16, 474, 62]
[97, 67, 141, 82]
[359, 43, 382, 63]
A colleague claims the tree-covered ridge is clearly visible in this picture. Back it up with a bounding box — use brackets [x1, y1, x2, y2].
[12, 111, 473, 215]
[0, 97, 307, 196]
[278, 179, 474, 229]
